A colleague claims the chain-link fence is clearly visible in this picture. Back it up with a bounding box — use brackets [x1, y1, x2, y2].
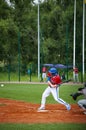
[0, 60, 86, 82]
[0, 61, 41, 82]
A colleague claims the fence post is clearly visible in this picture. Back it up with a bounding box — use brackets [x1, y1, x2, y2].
[66, 22, 69, 80]
[8, 63, 10, 81]
[18, 31, 21, 82]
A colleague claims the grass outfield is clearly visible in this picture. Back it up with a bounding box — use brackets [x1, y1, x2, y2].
[0, 123, 86, 130]
[0, 83, 85, 130]
[0, 83, 83, 103]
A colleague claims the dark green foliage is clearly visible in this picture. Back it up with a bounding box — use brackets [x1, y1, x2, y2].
[0, 0, 85, 73]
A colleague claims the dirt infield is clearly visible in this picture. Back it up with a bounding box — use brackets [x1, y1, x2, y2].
[0, 98, 86, 124]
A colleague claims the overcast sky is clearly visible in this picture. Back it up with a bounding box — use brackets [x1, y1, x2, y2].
[34, 0, 44, 4]
[6, 0, 10, 4]
[6, 0, 44, 5]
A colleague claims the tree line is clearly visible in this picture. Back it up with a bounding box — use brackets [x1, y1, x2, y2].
[0, 0, 85, 73]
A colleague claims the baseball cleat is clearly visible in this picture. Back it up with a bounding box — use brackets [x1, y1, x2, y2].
[66, 104, 71, 110]
[38, 106, 45, 111]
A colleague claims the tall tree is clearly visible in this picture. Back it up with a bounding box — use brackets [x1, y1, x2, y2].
[0, 0, 85, 74]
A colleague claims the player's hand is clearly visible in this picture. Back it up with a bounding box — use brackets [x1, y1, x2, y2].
[52, 84, 57, 88]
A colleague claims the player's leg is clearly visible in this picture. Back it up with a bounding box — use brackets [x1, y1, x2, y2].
[50, 87, 67, 105]
[77, 74, 79, 82]
[78, 99, 86, 110]
[43, 73, 46, 82]
[50, 87, 71, 110]
[42, 73, 44, 81]
[38, 86, 51, 110]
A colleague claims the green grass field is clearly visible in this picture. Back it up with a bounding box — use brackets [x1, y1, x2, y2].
[0, 83, 86, 130]
[0, 123, 86, 130]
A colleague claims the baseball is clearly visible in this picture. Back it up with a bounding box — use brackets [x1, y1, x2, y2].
[1, 84, 4, 87]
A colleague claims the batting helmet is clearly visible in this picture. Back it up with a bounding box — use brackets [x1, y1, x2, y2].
[49, 67, 58, 75]
[51, 75, 62, 85]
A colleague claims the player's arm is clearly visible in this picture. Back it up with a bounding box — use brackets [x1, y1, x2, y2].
[47, 76, 57, 88]
[48, 80, 57, 88]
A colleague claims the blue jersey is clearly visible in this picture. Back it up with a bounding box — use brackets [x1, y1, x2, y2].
[47, 76, 51, 81]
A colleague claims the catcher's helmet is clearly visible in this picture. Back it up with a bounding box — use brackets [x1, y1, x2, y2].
[51, 75, 62, 85]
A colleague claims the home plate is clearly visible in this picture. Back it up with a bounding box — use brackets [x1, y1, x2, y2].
[83, 112, 86, 115]
[37, 110, 49, 112]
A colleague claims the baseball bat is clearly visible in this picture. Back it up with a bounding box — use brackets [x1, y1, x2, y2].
[58, 79, 72, 86]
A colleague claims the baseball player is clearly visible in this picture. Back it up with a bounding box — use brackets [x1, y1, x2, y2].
[70, 82, 86, 113]
[73, 67, 79, 83]
[38, 67, 71, 111]
[42, 66, 47, 82]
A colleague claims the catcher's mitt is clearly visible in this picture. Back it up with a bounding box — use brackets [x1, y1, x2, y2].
[70, 93, 82, 100]
[50, 75, 62, 85]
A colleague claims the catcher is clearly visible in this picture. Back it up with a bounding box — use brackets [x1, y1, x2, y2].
[70, 82, 86, 112]
[38, 67, 71, 111]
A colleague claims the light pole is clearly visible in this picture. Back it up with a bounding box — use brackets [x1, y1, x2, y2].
[38, 0, 40, 79]
[82, 0, 85, 82]
[73, 0, 76, 81]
